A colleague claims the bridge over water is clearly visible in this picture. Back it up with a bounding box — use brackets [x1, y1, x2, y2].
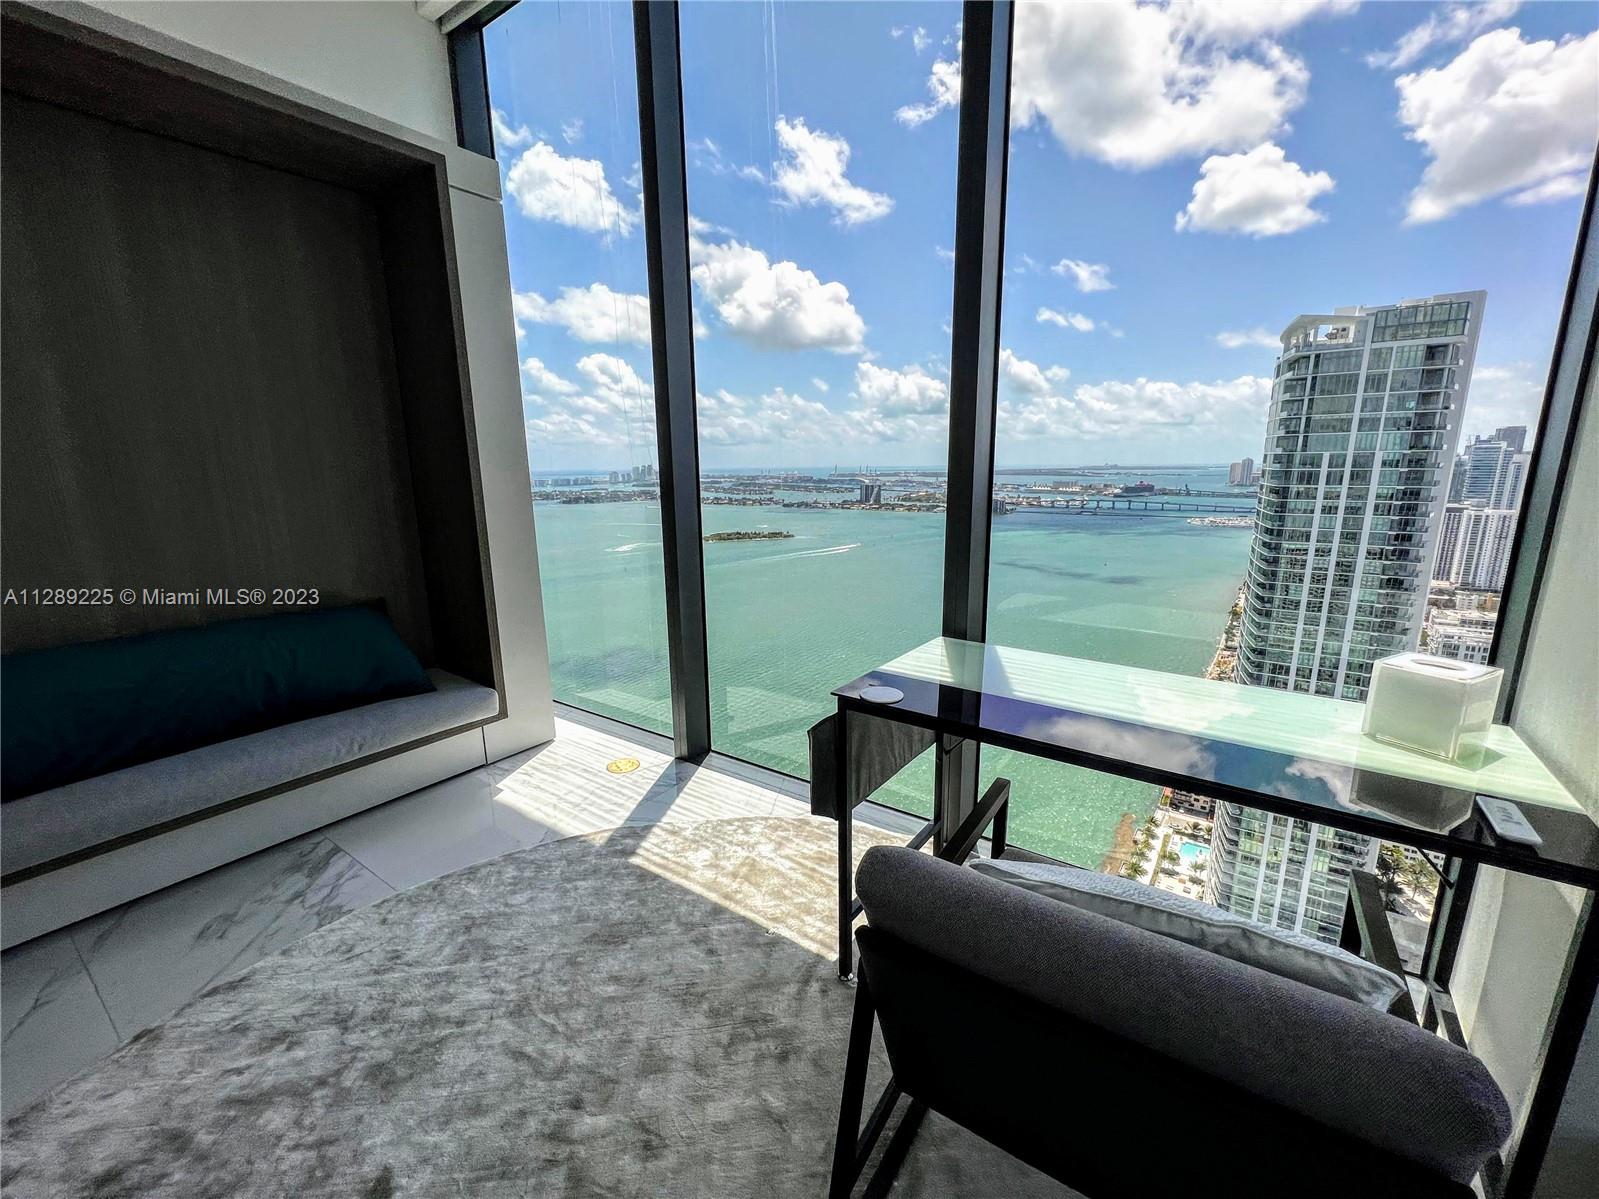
[1007, 497, 1256, 515]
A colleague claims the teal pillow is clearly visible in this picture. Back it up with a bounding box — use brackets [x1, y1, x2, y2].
[2, 606, 434, 799]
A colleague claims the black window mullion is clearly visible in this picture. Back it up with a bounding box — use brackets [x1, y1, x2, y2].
[938, 0, 1015, 836]
[1491, 163, 1597, 717]
[633, 0, 711, 760]
[446, 2, 519, 156]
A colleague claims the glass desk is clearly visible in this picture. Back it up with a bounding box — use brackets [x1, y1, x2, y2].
[822, 639, 1599, 1199]
[834, 637, 1597, 888]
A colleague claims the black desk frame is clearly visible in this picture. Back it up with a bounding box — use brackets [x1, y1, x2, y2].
[825, 687, 1599, 1199]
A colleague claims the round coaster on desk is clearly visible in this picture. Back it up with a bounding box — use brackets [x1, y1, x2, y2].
[859, 685, 904, 705]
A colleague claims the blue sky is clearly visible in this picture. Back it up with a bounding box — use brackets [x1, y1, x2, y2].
[485, 1, 1598, 471]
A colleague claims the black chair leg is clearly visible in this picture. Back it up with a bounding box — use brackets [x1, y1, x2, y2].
[862, 1099, 929, 1199]
[830, 971, 878, 1198]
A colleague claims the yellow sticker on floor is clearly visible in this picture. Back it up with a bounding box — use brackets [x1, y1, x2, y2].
[606, 758, 641, 774]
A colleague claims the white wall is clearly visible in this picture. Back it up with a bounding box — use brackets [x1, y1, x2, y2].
[61, 0, 556, 754]
[450, 187, 558, 758]
[1452, 366, 1598, 1198]
[86, 1, 458, 145]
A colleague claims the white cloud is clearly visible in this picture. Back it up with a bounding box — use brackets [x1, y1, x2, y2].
[691, 367, 961, 450]
[1367, 1, 1522, 71]
[899, 3, 1359, 148]
[1051, 259, 1115, 292]
[1176, 142, 1334, 236]
[811, 377, 831, 393]
[576, 352, 650, 403]
[691, 137, 765, 183]
[513, 283, 652, 346]
[1008, 2, 1319, 169]
[1461, 362, 1544, 442]
[999, 348, 1071, 397]
[520, 356, 578, 396]
[698, 387, 834, 447]
[525, 412, 620, 451]
[1506, 173, 1590, 207]
[504, 142, 639, 237]
[897, 56, 962, 127]
[842, 363, 951, 445]
[492, 108, 532, 152]
[913, 27, 932, 54]
[690, 235, 866, 353]
[935, 245, 955, 263]
[692, 364, 952, 450]
[1000, 373, 1272, 442]
[561, 118, 584, 145]
[1216, 327, 1281, 350]
[1171, 0, 1359, 42]
[1036, 307, 1096, 332]
[1397, 28, 1599, 224]
[524, 354, 655, 451]
[890, 25, 907, 39]
[854, 361, 948, 415]
[771, 117, 894, 226]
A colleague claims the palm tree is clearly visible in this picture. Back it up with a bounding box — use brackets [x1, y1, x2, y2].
[1400, 858, 1438, 899]
[1376, 845, 1406, 911]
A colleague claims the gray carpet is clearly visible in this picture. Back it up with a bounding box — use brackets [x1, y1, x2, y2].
[1, 816, 1071, 1197]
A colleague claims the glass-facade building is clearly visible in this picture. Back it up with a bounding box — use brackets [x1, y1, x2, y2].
[1208, 804, 1381, 943]
[1461, 434, 1530, 508]
[1211, 292, 1485, 941]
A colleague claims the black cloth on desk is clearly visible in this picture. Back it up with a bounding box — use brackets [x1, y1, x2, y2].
[807, 710, 934, 819]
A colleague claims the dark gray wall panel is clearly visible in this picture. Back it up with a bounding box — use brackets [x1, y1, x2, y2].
[1, 93, 433, 657]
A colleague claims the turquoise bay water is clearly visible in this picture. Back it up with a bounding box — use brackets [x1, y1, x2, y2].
[534, 471, 1253, 866]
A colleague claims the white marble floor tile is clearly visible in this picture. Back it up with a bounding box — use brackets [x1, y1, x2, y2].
[482, 719, 781, 841]
[1, 930, 119, 1118]
[486, 727, 688, 840]
[321, 767, 557, 891]
[70, 835, 391, 1041]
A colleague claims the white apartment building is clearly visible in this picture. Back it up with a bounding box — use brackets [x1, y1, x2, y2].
[1435, 502, 1520, 592]
[1214, 291, 1484, 942]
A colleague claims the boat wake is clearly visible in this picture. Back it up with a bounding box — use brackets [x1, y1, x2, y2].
[737, 542, 860, 564]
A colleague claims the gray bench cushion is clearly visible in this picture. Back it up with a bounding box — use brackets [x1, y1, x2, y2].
[858, 846, 1510, 1184]
[970, 856, 1406, 1010]
[2, 670, 498, 876]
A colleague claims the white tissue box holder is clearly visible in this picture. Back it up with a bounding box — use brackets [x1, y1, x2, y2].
[1361, 653, 1503, 761]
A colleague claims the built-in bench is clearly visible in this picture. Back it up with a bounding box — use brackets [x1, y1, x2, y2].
[2, 668, 498, 884]
[1, 608, 504, 949]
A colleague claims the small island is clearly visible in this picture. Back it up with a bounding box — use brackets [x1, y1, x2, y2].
[704, 530, 794, 543]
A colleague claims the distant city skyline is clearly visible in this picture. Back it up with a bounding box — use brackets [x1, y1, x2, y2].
[488, 2, 1595, 471]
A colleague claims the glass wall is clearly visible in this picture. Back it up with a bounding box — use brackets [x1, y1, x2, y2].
[482, 2, 1593, 947]
[974, 0, 1589, 943]
[484, 4, 672, 735]
[679, 2, 960, 785]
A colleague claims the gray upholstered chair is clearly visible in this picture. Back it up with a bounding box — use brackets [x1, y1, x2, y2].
[830, 846, 1511, 1199]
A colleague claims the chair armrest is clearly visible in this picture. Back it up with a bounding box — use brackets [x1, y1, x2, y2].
[1341, 868, 1419, 1022]
[936, 777, 1010, 865]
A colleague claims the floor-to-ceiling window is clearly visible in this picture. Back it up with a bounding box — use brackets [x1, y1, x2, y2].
[678, 3, 960, 790]
[484, 4, 673, 736]
[970, 0, 1591, 944]
[476, 2, 1594, 940]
